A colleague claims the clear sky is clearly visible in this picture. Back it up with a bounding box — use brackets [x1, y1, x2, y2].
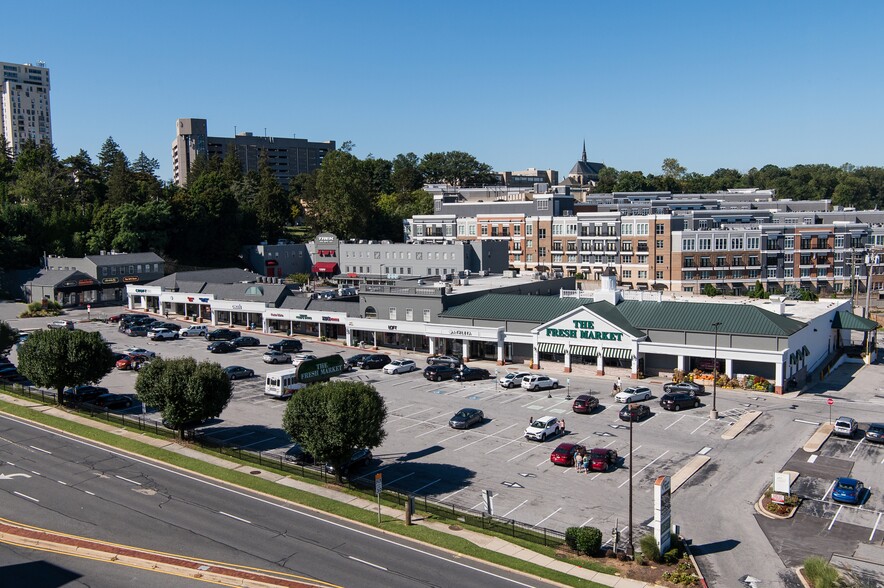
[5, 1, 883, 182]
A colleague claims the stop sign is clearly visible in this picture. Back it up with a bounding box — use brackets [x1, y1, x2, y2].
[827, 398, 834, 406]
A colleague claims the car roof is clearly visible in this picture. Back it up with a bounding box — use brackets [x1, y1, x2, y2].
[837, 477, 859, 484]
[555, 442, 579, 450]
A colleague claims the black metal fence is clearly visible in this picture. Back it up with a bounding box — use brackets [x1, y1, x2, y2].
[1, 382, 565, 548]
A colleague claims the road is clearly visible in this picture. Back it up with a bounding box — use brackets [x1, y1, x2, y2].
[0, 412, 558, 588]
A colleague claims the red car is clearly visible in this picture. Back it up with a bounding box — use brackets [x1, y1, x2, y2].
[550, 442, 586, 466]
[588, 448, 618, 472]
[116, 353, 149, 370]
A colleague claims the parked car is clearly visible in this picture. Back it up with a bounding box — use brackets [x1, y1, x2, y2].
[325, 448, 373, 475]
[291, 353, 317, 366]
[283, 443, 315, 465]
[619, 403, 651, 422]
[345, 354, 372, 371]
[263, 350, 291, 364]
[223, 366, 255, 380]
[454, 367, 490, 382]
[86, 393, 135, 410]
[179, 325, 209, 338]
[572, 394, 600, 414]
[267, 339, 303, 353]
[147, 328, 179, 341]
[449, 408, 484, 429]
[116, 353, 151, 370]
[62, 385, 109, 404]
[832, 477, 865, 505]
[383, 359, 418, 374]
[109, 313, 141, 323]
[133, 316, 159, 327]
[207, 341, 237, 354]
[865, 423, 884, 443]
[588, 448, 619, 472]
[521, 374, 558, 391]
[206, 329, 240, 341]
[149, 322, 181, 332]
[424, 365, 458, 381]
[118, 314, 147, 325]
[833, 416, 858, 438]
[125, 325, 149, 337]
[663, 381, 706, 395]
[498, 371, 531, 389]
[550, 442, 586, 466]
[232, 336, 260, 347]
[615, 387, 652, 403]
[524, 415, 562, 441]
[426, 355, 461, 367]
[360, 354, 391, 370]
[47, 319, 74, 330]
[659, 392, 701, 411]
[125, 347, 156, 358]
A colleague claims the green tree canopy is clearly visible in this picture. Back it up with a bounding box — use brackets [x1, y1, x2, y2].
[309, 150, 373, 238]
[419, 151, 496, 187]
[135, 357, 232, 439]
[18, 328, 114, 405]
[0, 320, 17, 357]
[282, 380, 387, 483]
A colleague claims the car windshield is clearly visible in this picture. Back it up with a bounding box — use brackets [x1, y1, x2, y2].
[837, 481, 855, 490]
[530, 420, 546, 428]
[455, 411, 469, 418]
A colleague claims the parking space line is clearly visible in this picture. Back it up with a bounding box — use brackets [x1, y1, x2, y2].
[389, 408, 434, 422]
[871, 513, 882, 541]
[618, 450, 669, 489]
[239, 437, 278, 449]
[412, 479, 441, 494]
[501, 500, 528, 518]
[440, 487, 467, 502]
[216, 432, 255, 443]
[689, 420, 710, 435]
[415, 425, 449, 438]
[398, 413, 449, 432]
[507, 443, 543, 462]
[533, 507, 562, 528]
[824, 479, 837, 500]
[384, 472, 415, 487]
[664, 415, 687, 430]
[485, 436, 525, 455]
[438, 430, 468, 443]
[828, 504, 843, 530]
[807, 455, 817, 464]
[849, 438, 865, 459]
[579, 517, 594, 528]
[472, 500, 485, 511]
[453, 424, 518, 452]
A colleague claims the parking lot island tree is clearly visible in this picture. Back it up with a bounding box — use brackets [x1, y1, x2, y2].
[17, 329, 115, 406]
[0, 320, 17, 356]
[282, 380, 387, 484]
[135, 357, 232, 439]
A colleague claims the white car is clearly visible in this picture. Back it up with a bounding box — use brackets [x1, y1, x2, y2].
[521, 374, 558, 391]
[125, 347, 156, 358]
[615, 387, 653, 403]
[383, 359, 417, 374]
[833, 416, 857, 438]
[291, 353, 317, 366]
[147, 328, 179, 341]
[525, 416, 562, 441]
[179, 325, 209, 337]
[498, 371, 531, 388]
[47, 319, 74, 330]
[263, 350, 291, 364]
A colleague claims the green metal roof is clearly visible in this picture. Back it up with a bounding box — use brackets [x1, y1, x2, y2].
[832, 311, 879, 331]
[441, 294, 807, 337]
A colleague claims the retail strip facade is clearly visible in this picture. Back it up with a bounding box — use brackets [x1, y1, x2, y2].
[127, 272, 858, 394]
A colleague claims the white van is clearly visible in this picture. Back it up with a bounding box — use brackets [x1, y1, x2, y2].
[179, 325, 209, 338]
[265, 368, 306, 399]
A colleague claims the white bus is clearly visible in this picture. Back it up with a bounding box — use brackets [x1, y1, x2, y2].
[264, 368, 307, 399]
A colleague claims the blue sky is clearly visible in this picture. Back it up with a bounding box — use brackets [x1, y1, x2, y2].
[5, 1, 883, 182]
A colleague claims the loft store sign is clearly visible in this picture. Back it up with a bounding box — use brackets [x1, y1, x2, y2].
[545, 320, 624, 342]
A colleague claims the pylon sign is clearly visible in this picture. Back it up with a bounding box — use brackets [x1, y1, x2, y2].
[654, 475, 672, 553]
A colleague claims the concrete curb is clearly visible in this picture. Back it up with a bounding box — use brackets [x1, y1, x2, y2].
[721, 410, 762, 440]
[671, 455, 710, 493]
[804, 423, 833, 453]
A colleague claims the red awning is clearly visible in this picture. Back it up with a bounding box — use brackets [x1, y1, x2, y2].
[312, 262, 339, 274]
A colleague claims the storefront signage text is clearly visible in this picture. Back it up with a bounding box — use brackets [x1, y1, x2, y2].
[103, 277, 119, 284]
[296, 314, 310, 320]
[123, 276, 139, 282]
[545, 320, 623, 342]
[322, 316, 339, 322]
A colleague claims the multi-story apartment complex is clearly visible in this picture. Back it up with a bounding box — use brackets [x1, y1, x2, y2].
[407, 187, 884, 297]
[0, 61, 51, 155]
[172, 118, 335, 188]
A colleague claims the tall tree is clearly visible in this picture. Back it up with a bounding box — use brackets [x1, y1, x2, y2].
[135, 357, 232, 439]
[17, 329, 114, 406]
[419, 151, 496, 187]
[97, 137, 124, 180]
[391, 152, 424, 194]
[309, 150, 372, 238]
[63, 149, 105, 208]
[0, 321, 17, 357]
[282, 381, 387, 483]
[253, 156, 290, 240]
[661, 158, 686, 179]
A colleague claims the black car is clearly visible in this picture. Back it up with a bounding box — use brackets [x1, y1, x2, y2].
[284, 443, 315, 465]
[149, 321, 180, 332]
[267, 339, 303, 353]
[207, 341, 237, 353]
[207, 329, 241, 341]
[223, 365, 255, 380]
[87, 393, 135, 410]
[572, 394, 600, 414]
[125, 325, 149, 337]
[133, 317, 159, 327]
[424, 365, 458, 382]
[619, 403, 651, 422]
[453, 367, 490, 382]
[63, 385, 109, 403]
[426, 355, 462, 367]
[360, 354, 391, 370]
[345, 353, 372, 370]
[866, 423, 884, 444]
[232, 336, 261, 347]
[663, 381, 706, 395]
[659, 392, 701, 411]
[449, 408, 484, 429]
[325, 448, 373, 475]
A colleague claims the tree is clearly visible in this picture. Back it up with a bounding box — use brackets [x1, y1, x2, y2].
[97, 137, 124, 180]
[282, 381, 387, 483]
[419, 151, 496, 187]
[17, 329, 114, 406]
[135, 357, 232, 439]
[391, 152, 424, 194]
[253, 156, 290, 240]
[661, 158, 686, 179]
[309, 150, 373, 238]
[0, 320, 17, 357]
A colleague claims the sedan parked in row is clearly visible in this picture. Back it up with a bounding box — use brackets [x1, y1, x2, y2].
[659, 392, 701, 411]
[572, 394, 600, 414]
[345, 354, 372, 371]
[86, 394, 135, 410]
[521, 374, 558, 391]
[62, 385, 109, 404]
[125, 347, 156, 359]
[550, 442, 586, 466]
[223, 366, 255, 380]
[454, 367, 490, 382]
[449, 408, 484, 429]
[619, 403, 651, 422]
[207, 341, 237, 354]
[47, 319, 74, 330]
[360, 354, 391, 370]
[147, 328, 179, 341]
[832, 477, 866, 505]
[588, 448, 619, 472]
[232, 336, 261, 347]
[663, 381, 706, 395]
[267, 339, 303, 353]
[383, 359, 417, 374]
[263, 350, 291, 364]
[866, 423, 884, 443]
[426, 355, 461, 367]
[424, 365, 458, 381]
[206, 329, 240, 341]
[498, 371, 531, 389]
[615, 387, 652, 403]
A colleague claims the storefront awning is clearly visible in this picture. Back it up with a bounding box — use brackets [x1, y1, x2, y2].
[537, 343, 566, 354]
[312, 262, 339, 274]
[569, 345, 598, 356]
[602, 347, 633, 360]
[832, 311, 879, 331]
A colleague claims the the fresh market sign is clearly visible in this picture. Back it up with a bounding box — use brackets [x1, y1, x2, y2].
[545, 320, 624, 342]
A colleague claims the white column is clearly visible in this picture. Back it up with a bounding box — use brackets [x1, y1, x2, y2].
[564, 349, 572, 372]
[462, 340, 470, 362]
[631, 354, 639, 376]
[532, 346, 539, 369]
[211, 311, 217, 326]
[127, 296, 133, 310]
[345, 328, 353, 347]
[262, 317, 269, 334]
[596, 353, 605, 375]
[677, 355, 687, 371]
[725, 358, 734, 378]
[775, 361, 784, 393]
[429, 338, 436, 355]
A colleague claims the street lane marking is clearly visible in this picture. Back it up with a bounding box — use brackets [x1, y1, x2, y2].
[871, 513, 882, 541]
[13, 491, 38, 502]
[579, 517, 594, 527]
[115, 475, 142, 486]
[828, 504, 843, 530]
[501, 500, 528, 518]
[384, 473, 414, 487]
[533, 507, 562, 528]
[219, 511, 252, 524]
[348, 556, 387, 571]
[411, 479, 441, 494]
[29, 471, 41, 476]
[618, 450, 670, 489]
[57, 480, 67, 485]
[439, 487, 466, 502]
[849, 438, 865, 459]
[29, 445, 52, 454]
[807, 455, 818, 464]
[84, 490, 95, 496]
[664, 415, 687, 430]
[453, 424, 517, 452]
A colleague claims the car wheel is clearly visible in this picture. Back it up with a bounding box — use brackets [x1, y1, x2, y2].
[674, 404, 681, 411]
[540, 433, 546, 442]
[694, 400, 700, 408]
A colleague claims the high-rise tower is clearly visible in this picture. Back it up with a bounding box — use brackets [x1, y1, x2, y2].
[0, 61, 52, 155]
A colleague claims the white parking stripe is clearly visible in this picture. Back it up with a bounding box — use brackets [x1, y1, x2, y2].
[453, 424, 518, 452]
[849, 438, 865, 459]
[438, 430, 468, 444]
[485, 436, 525, 455]
[579, 517, 594, 527]
[870, 513, 882, 541]
[690, 420, 709, 435]
[828, 504, 843, 530]
[398, 414, 449, 432]
[533, 507, 562, 528]
[824, 479, 837, 500]
[501, 500, 528, 518]
[415, 425, 449, 438]
[618, 450, 669, 489]
[507, 443, 543, 462]
[440, 487, 467, 502]
[664, 415, 687, 430]
[384, 472, 415, 486]
[411, 479, 441, 494]
[389, 408, 434, 422]
[217, 432, 255, 443]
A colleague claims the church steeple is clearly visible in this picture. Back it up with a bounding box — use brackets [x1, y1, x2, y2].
[581, 140, 587, 162]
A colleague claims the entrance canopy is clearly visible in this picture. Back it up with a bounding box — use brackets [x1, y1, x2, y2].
[312, 262, 339, 274]
[831, 311, 879, 331]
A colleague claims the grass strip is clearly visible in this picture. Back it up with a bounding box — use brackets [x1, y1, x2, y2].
[0, 398, 610, 587]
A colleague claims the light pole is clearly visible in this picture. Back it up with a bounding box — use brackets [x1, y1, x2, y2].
[626, 413, 634, 558]
[710, 321, 722, 420]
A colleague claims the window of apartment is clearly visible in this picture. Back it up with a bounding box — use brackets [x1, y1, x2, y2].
[656, 255, 664, 264]
[512, 241, 522, 251]
[800, 254, 811, 265]
[552, 240, 563, 251]
[656, 239, 664, 249]
[621, 241, 633, 252]
[700, 256, 711, 267]
[815, 238, 827, 249]
[717, 270, 726, 279]
[638, 270, 648, 279]
[700, 271, 710, 279]
[538, 247, 547, 257]
[803, 217, 813, 225]
[537, 200, 549, 211]
[698, 238, 711, 250]
[683, 238, 695, 251]
[656, 223, 665, 234]
[747, 237, 760, 249]
[405, 308, 413, 321]
[621, 223, 633, 236]
[656, 271, 664, 280]
[552, 224, 562, 236]
[683, 256, 695, 267]
[469, 224, 476, 236]
[514, 225, 521, 236]
[637, 255, 648, 264]
[526, 224, 533, 236]
[835, 235, 845, 248]
[698, 220, 708, 230]
[748, 269, 759, 278]
[622, 270, 632, 278]
[538, 228, 546, 239]
[733, 269, 743, 278]
[834, 267, 844, 277]
[716, 256, 727, 266]
[101, 267, 108, 276]
[374, 251, 381, 259]
[749, 256, 760, 266]
[389, 308, 397, 320]
[800, 238, 811, 249]
[800, 268, 811, 278]
[767, 268, 777, 278]
[715, 238, 727, 250]
[636, 223, 649, 235]
[416, 252, 423, 260]
[637, 241, 648, 252]
[835, 283, 843, 292]
[128, 265, 134, 274]
[784, 267, 794, 278]
[730, 237, 744, 250]
[566, 223, 577, 235]
[767, 237, 778, 249]
[784, 253, 794, 263]
[621, 255, 633, 264]
[481, 225, 488, 236]
[783, 236, 794, 249]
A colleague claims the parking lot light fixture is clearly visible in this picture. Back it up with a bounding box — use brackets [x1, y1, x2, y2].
[710, 321, 722, 420]
[626, 415, 634, 558]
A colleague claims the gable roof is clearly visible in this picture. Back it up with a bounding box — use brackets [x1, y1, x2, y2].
[86, 252, 164, 265]
[203, 282, 290, 305]
[616, 300, 806, 337]
[25, 269, 91, 287]
[568, 160, 605, 177]
[146, 268, 263, 290]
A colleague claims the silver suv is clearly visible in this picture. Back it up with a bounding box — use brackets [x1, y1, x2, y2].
[833, 416, 857, 438]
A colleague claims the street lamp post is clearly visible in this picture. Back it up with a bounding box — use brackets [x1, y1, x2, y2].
[626, 414, 634, 558]
[710, 321, 722, 420]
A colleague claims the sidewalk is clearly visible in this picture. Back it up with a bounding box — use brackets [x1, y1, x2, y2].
[0, 391, 653, 588]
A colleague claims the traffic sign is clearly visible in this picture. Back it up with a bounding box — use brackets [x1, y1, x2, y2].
[827, 398, 834, 406]
[375, 473, 382, 495]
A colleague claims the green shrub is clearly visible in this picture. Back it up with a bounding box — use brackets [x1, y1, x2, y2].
[564, 527, 580, 551]
[566, 526, 602, 555]
[639, 534, 660, 562]
[663, 547, 680, 564]
[803, 557, 839, 588]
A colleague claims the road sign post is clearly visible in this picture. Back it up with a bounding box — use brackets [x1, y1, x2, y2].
[827, 397, 834, 424]
[375, 473, 383, 523]
[481, 489, 494, 516]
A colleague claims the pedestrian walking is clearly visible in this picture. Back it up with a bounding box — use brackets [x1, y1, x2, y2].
[616, 377, 622, 392]
[582, 454, 590, 474]
[559, 418, 566, 434]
